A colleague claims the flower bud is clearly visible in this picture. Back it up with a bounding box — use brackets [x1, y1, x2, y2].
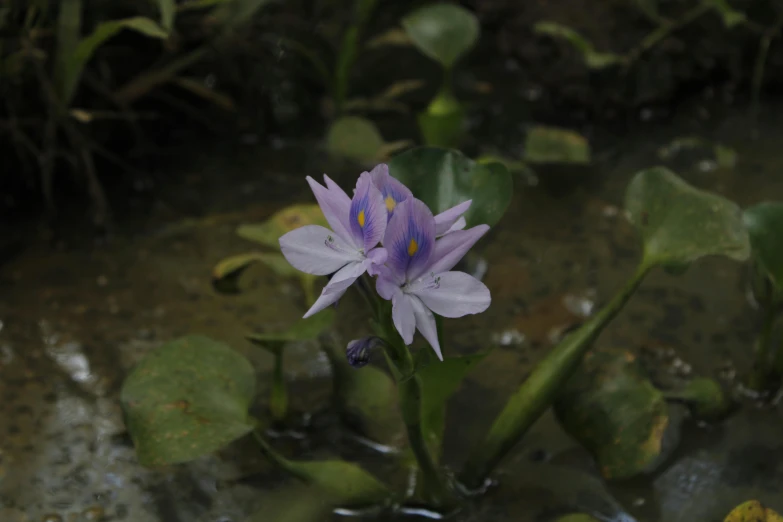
[346, 336, 381, 368]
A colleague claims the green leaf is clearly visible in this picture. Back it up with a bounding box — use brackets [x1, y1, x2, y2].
[401, 4, 480, 69]
[534, 22, 624, 69]
[524, 125, 591, 165]
[60, 16, 168, 105]
[155, 0, 176, 31]
[706, 0, 746, 28]
[553, 349, 669, 480]
[326, 116, 387, 165]
[247, 486, 334, 522]
[555, 515, 602, 522]
[120, 335, 255, 467]
[212, 0, 273, 33]
[256, 434, 392, 506]
[625, 167, 751, 268]
[667, 377, 735, 421]
[743, 202, 783, 291]
[724, 501, 783, 522]
[418, 92, 466, 148]
[388, 147, 513, 228]
[247, 310, 336, 344]
[237, 205, 328, 249]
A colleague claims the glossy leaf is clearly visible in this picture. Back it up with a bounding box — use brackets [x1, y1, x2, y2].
[120, 336, 255, 467]
[388, 147, 513, 228]
[247, 309, 336, 343]
[237, 205, 328, 249]
[744, 202, 783, 291]
[402, 4, 479, 69]
[256, 434, 392, 506]
[534, 22, 624, 69]
[724, 501, 783, 522]
[625, 167, 750, 268]
[524, 126, 591, 165]
[554, 349, 669, 480]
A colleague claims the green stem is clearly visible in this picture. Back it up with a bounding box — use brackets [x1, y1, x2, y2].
[458, 263, 651, 488]
[270, 349, 288, 422]
[624, 3, 710, 66]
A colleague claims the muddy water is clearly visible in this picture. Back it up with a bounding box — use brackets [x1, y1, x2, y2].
[2, 103, 783, 522]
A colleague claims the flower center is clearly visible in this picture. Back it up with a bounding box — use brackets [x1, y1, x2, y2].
[407, 238, 418, 257]
[384, 195, 396, 212]
[357, 210, 366, 228]
[324, 234, 363, 258]
[403, 273, 440, 294]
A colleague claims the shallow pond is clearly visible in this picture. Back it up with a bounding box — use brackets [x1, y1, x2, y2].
[1, 98, 783, 522]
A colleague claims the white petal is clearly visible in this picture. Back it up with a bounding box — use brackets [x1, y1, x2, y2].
[279, 225, 360, 275]
[411, 271, 490, 319]
[322, 261, 366, 295]
[303, 286, 348, 318]
[392, 292, 415, 345]
[410, 296, 442, 360]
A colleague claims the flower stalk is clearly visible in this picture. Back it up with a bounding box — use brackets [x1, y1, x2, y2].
[458, 263, 651, 488]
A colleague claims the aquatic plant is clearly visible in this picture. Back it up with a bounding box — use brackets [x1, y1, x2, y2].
[118, 146, 783, 519]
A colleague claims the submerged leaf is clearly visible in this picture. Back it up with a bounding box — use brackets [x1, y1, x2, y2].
[554, 349, 669, 480]
[402, 4, 479, 68]
[625, 167, 750, 268]
[389, 147, 513, 228]
[120, 336, 255, 467]
[743, 202, 783, 291]
[326, 116, 387, 164]
[534, 22, 624, 69]
[237, 205, 328, 249]
[524, 126, 591, 165]
[724, 500, 783, 522]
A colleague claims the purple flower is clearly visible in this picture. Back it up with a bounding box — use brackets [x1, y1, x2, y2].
[346, 336, 383, 368]
[369, 164, 471, 237]
[280, 172, 388, 318]
[375, 198, 491, 360]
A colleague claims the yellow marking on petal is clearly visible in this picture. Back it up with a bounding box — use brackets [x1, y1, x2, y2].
[407, 238, 418, 257]
[385, 195, 396, 212]
[358, 210, 366, 228]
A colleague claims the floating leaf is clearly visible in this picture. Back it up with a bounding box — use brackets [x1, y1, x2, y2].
[388, 147, 513, 228]
[326, 116, 387, 164]
[401, 4, 479, 69]
[120, 335, 255, 467]
[256, 435, 392, 506]
[524, 126, 591, 165]
[743, 202, 783, 291]
[237, 205, 327, 249]
[534, 22, 624, 69]
[666, 377, 735, 421]
[724, 501, 783, 522]
[554, 349, 669, 480]
[625, 167, 750, 268]
[707, 0, 746, 28]
[247, 309, 336, 344]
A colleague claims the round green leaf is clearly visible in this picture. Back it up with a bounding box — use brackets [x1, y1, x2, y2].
[743, 202, 783, 291]
[401, 4, 480, 69]
[554, 349, 669, 480]
[524, 126, 591, 165]
[326, 116, 386, 165]
[388, 147, 513, 228]
[236, 204, 328, 249]
[625, 167, 751, 267]
[120, 335, 256, 467]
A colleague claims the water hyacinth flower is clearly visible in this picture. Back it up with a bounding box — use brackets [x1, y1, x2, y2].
[280, 172, 388, 318]
[369, 164, 470, 237]
[345, 336, 383, 368]
[376, 198, 491, 360]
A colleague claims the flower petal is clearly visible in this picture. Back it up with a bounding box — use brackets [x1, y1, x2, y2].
[410, 296, 442, 360]
[434, 200, 471, 236]
[411, 271, 491, 318]
[307, 175, 356, 248]
[349, 172, 387, 252]
[411, 224, 489, 280]
[303, 285, 348, 318]
[279, 225, 360, 275]
[370, 163, 413, 220]
[392, 292, 415, 345]
[376, 270, 402, 300]
[322, 261, 366, 295]
[383, 198, 436, 281]
[365, 247, 388, 276]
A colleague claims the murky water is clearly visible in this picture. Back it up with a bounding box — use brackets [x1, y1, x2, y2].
[2, 99, 783, 522]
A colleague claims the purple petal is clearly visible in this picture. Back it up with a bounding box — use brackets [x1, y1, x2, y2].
[434, 200, 471, 236]
[365, 247, 388, 276]
[382, 198, 436, 282]
[304, 286, 348, 318]
[280, 225, 361, 275]
[410, 224, 489, 280]
[303, 261, 366, 318]
[349, 172, 388, 252]
[392, 292, 415, 344]
[376, 269, 402, 300]
[410, 296, 442, 360]
[411, 271, 490, 318]
[307, 175, 356, 247]
[370, 164, 413, 220]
